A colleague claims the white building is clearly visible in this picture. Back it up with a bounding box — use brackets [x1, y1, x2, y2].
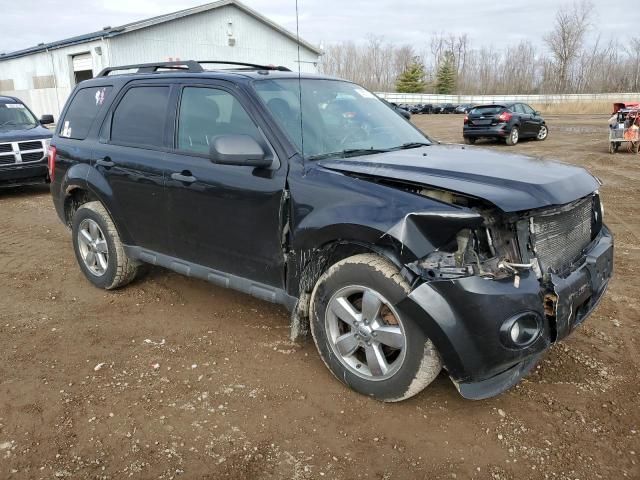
[0, 0, 321, 118]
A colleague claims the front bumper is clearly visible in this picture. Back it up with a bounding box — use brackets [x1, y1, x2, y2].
[397, 225, 613, 400]
[0, 163, 48, 187]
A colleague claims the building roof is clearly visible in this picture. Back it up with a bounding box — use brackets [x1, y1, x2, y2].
[0, 0, 321, 61]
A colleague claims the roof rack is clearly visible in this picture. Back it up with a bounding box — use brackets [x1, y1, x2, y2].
[97, 60, 291, 77]
[98, 60, 203, 77]
[198, 61, 291, 72]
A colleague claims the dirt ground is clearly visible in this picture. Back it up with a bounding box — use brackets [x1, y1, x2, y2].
[1, 114, 639, 480]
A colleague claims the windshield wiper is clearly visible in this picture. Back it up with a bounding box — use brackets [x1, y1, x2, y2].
[0, 121, 20, 127]
[393, 142, 431, 150]
[308, 148, 390, 161]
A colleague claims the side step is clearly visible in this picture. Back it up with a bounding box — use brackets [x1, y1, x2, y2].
[125, 246, 297, 311]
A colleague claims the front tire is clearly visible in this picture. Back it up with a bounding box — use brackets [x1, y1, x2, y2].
[310, 254, 442, 402]
[536, 124, 548, 141]
[506, 126, 519, 146]
[72, 201, 140, 290]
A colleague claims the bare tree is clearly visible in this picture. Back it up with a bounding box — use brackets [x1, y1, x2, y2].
[319, 0, 639, 95]
[543, 0, 594, 92]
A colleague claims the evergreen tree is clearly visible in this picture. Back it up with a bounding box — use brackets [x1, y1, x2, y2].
[435, 52, 457, 94]
[395, 58, 427, 93]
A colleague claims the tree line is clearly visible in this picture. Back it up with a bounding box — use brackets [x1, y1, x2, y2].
[319, 1, 640, 95]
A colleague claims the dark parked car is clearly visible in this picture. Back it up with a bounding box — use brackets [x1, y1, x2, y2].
[0, 96, 55, 187]
[419, 104, 434, 114]
[432, 103, 455, 114]
[464, 103, 548, 145]
[385, 100, 411, 120]
[441, 103, 456, 114]
[455, 104, 472, 114]
[49, 60, 612, 402]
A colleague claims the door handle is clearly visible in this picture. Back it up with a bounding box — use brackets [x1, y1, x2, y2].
[97, 157, 114, 168]
[171, 171, 197, 184]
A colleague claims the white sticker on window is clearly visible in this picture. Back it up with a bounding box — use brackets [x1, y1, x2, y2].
[354, 88, 375, 99]
[5, 103, 25, 109]
[61, 121, 71, 138]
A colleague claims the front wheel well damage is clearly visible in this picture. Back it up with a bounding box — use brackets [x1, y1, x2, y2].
[288, 238, 412, 341]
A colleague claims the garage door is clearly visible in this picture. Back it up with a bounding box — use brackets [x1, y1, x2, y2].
[72, 53, 92, 72]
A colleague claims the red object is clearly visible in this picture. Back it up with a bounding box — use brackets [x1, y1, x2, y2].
[463, 115, 469, 124]
[613, 102, 640, 113]
[498, 111, 512, 122]
[48, 145, 57, 181]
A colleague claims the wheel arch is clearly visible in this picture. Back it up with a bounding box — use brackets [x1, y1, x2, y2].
[60, 164, 133, 244]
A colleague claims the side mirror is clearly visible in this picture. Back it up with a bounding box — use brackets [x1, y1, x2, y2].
[40, 114, 55, 125]
[533, 111, 541, 116]
[209, 134, 272, 168]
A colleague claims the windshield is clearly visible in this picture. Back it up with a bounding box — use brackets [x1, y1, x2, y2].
[253, 78, 430, 159]
[0, 103, 38, 130]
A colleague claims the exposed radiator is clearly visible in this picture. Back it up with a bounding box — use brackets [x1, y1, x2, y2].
[532, 197, 593, 274]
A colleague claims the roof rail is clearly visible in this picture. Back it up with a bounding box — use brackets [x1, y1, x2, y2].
[197, 61, 291, 72]
[97, 60, 204, 77]
[96, 60, 292, 77]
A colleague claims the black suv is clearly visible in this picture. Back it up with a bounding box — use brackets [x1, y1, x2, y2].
[0, 96, 54, 187]
[49, 61, 613, 402]
[464, 103, 548, 145]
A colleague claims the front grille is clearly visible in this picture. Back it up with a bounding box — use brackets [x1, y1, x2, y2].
[0, 143, 12, 153]
[0, 156, 15, 165]
[20, 152, 44, 162]
[18, 141, 42, 151]
[532, 197, 593, 274]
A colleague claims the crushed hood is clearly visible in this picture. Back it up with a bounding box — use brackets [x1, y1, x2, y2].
[318, 144, 600, 212]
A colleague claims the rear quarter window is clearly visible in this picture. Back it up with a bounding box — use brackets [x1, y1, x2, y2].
[59, 86, 112, 139]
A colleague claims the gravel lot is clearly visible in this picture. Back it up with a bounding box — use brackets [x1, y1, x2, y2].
[1, 114, 638, 480]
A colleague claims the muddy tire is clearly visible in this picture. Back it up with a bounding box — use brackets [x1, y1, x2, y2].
[310, 254, 442, 402]
[506, 127, 519, 146]
[609, 142, 616, 154]
[71, 201, 139, 290]
[464, 136, 476, 145]
[634, 142, 640, 154]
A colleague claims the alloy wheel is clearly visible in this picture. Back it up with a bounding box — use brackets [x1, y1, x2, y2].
[325, 285, 407, 381]
[537, 125, 548, 140]
[77, 218, 109, 276]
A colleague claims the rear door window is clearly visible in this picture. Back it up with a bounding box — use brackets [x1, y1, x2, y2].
[59, 86, 112, 139]
[521, 104, 535, 114]
[111, 86, 170, 148]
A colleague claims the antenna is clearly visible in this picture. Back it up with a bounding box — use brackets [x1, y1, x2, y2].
[295, 0, 305, 167]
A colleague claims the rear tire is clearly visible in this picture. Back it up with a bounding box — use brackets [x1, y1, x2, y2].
[464, 136, 476, 145]
[310, 254, 442, 402]
[609, 142, 616, 154]
[506, 127, 519, 146]
[634, 142, 640, 154]
[72, 201, 140, 290]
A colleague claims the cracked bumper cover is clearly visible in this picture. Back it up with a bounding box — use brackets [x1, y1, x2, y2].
[394, 225, 613, 400]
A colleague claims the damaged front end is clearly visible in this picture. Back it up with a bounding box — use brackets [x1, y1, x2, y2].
[384, 185, 613, 399]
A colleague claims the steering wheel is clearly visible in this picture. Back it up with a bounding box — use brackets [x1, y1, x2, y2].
[339, 125, 397, 148]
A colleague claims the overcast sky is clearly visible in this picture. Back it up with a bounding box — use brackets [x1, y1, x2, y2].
[0, 0, 626, 55]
